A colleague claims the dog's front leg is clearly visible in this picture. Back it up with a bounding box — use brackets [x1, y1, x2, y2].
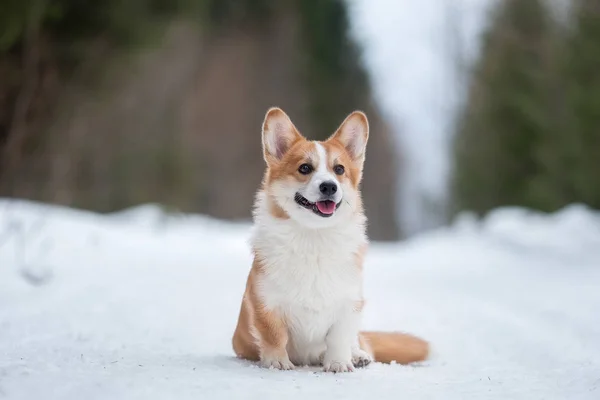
[322, 308, 361, 373]
[253, 306, 294, 370]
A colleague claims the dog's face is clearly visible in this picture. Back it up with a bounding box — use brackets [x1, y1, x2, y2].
[261, 107, 369, 228]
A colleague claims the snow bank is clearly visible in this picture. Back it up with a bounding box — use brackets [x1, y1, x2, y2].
[452, 204, 600, 262]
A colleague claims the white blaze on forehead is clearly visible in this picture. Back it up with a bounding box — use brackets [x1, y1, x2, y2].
[298, 142, 343, 203]
[313, 143, 337, 185]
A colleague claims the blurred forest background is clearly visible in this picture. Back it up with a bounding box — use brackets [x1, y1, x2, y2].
[0, 0, 400, 240]
[451, 0, 600, 217]
[0, 0, 599, 241]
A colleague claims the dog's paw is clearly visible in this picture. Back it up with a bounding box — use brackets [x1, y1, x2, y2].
[260, 356, 295, 370]
[323, 360, 355, 373]
[352, 349, 373, 368]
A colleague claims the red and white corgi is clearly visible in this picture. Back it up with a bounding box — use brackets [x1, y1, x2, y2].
[232, 107, 429, 372]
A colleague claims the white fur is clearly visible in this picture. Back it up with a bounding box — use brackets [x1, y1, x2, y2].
[251, 143, 368, 369]
[302, 143, 342, 203]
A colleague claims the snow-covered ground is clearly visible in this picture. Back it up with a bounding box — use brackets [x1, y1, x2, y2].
[1, 199, 599, 399]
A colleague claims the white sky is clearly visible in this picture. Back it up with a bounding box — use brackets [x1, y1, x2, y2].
[347, 0, 494, 234]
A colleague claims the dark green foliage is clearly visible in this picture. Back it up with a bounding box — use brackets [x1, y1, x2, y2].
[451, 0, 552, 215]
[452, 0, 600, 216]
[0, 0, 205, 148]
[543, 0, 600, 209]
[0, 0, 194, 52]
[0, 0, 31, 51]
[296, 0, 369, 138]
[202, 0, 275, 27]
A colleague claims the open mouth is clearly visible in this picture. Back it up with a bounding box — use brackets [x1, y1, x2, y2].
[294, 193, 342, 218]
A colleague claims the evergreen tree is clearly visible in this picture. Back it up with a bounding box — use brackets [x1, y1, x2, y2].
[451, 0, 553, 215]
[535, 0, 600, 210]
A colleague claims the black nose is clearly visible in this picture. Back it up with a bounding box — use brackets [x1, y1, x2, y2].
[319, 181, 338, 196]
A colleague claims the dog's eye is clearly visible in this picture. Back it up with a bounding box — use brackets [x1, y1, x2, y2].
[298, 164, 313, 175]
[333, 165, 345, 175]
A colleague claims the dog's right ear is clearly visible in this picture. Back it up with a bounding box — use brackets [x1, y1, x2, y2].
[262, 107, 302, 163]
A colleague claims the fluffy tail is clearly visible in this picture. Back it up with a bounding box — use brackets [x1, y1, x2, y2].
[360, 331, 429, 364]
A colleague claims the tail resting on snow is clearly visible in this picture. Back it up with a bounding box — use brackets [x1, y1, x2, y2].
[360, 331, 429, 364]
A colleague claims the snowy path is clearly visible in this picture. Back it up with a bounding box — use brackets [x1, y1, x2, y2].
[1, 201, 599, 399]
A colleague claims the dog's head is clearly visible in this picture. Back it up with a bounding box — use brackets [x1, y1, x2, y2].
[260, 107, 369, 228]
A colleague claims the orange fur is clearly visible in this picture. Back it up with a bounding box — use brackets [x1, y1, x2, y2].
[321, 139, 362, 188]
[232, 258, 290, 362]
[360, 332, 429, 364]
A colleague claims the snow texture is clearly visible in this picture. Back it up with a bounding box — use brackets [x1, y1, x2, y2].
[1, 199, 599, 399]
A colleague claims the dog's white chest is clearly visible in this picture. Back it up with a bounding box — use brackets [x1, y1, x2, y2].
[260, 246, 359, 312]
[252, 220, 365, 364]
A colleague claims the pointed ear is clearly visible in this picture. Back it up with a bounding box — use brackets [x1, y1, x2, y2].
[262, 107, 302, 162]
[329, 111, 369, 161]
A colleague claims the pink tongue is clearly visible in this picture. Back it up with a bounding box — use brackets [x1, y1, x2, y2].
[316, 201, 336, 214]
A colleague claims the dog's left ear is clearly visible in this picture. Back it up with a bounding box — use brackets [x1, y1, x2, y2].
[262, 107, 302, 163]
[329, 111, 369, 162]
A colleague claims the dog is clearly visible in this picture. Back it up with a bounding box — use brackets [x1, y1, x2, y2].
[232, 107, 429, 372]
